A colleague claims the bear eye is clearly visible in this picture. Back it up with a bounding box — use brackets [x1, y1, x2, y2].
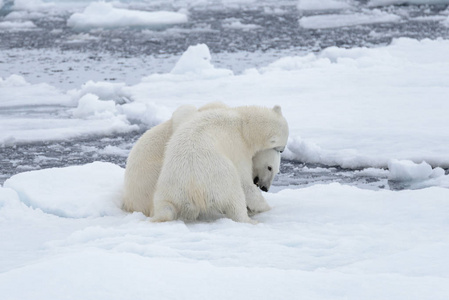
[268, 166, 272, 171]
[274, 146, 285, 153]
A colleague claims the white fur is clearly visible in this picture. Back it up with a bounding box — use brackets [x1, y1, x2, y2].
[122, 103, 281, 217]
[122, 104, 197, 216]
[253, 148, 281, 192]
[152, 105, 289, 224]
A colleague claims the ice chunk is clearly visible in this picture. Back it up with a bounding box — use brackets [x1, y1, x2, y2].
[170, 44, 233, 78]
[0, 20, 36, 30]
[0, 75, 72, 107]
[72, 93, 118, 119]
[67, 2, 187, 29]
[3, 162, 125, 218]
[388, 159, 438, 181]
[299, 10, 401, 29]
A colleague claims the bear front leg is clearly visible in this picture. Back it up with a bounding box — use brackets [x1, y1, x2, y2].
[243, 180, 271, 216]
[219, 186, 258, 225]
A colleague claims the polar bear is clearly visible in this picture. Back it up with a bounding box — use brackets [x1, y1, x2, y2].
[152, 105, 289, 224]
[122, 103, 281, 217]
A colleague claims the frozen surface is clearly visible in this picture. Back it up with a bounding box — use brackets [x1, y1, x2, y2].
[67, 2, 188, 29]
[1, 2, 449, 297]
[0, 19, 36, 29]
[299, 10, 401, 29]
[3, 162, 124, 218]
[1, 163, 449, 299]
[388, 159, 449, 189]
[2, 39, 449, 170]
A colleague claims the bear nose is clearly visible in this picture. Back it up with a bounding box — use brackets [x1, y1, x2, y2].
[261, 186, 268, 192]
[253, 176, 259, 185]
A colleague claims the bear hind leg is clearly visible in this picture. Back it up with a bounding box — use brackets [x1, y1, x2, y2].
[151, 200, 177, 223]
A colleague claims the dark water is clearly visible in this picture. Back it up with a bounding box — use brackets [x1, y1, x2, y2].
[1, 3, 449, 56]
[1, 2, 449, 188]
[0, 130, 392, 189]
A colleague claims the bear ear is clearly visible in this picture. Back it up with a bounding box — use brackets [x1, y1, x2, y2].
[273, 105, 282, 115]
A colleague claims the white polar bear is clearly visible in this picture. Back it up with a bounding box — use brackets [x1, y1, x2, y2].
[152, 105, 289, 224]
[122, 103, 281, 217]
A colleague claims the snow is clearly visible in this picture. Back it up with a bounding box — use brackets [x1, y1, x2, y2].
[67, 2, 188, 29]
[0, 113, 138, 146]
[170, 43, 234, 78]
[388, 159, 449, 189]
[2, 1, 449, 298]
[0, 74, 72, 107]
[2, 39, 449, 167]
[0, 20, 36, 30]
[299, 10, 401, 29]
[3, 162, 124, 218]
[72, 93, 119, 119]
[1, 163, 449, 299]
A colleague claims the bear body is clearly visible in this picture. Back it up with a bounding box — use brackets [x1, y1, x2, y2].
[152, 105, 289, 224]
[123, 103, 281, 217]
[122, 104, 197, 216]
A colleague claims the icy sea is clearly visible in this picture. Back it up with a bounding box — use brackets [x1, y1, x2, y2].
[1, 0, 449, 299]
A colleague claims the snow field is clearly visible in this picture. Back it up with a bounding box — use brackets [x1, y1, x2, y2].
[2, 1, 449, 298]
[1, 162, 449, 299]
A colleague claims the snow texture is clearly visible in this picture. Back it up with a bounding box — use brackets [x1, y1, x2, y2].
[2, 39, 449, 169]
[2, 1, 449, 297]
[67, 2, 188, 29]
[1, 163, 449, 299]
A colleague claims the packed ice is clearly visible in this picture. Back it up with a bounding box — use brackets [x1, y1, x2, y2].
[1, 0, 449, 299]
[67, 2, 188, 29]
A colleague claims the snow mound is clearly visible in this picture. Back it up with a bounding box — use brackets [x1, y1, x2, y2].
[73, 93, 118, 119]
[67, 2, 188, 29]
[299, 10, 401, 29]
[388, 159, 449, 188]
[389, 160, 434, 181]
[171, 44, 233, 78]
[3, 162, 125, 218]
[69, 80, 130, 104]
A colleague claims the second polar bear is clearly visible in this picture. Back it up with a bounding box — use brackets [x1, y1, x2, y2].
[152, 105, 289, 224]
[123, 103, 281, 217]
